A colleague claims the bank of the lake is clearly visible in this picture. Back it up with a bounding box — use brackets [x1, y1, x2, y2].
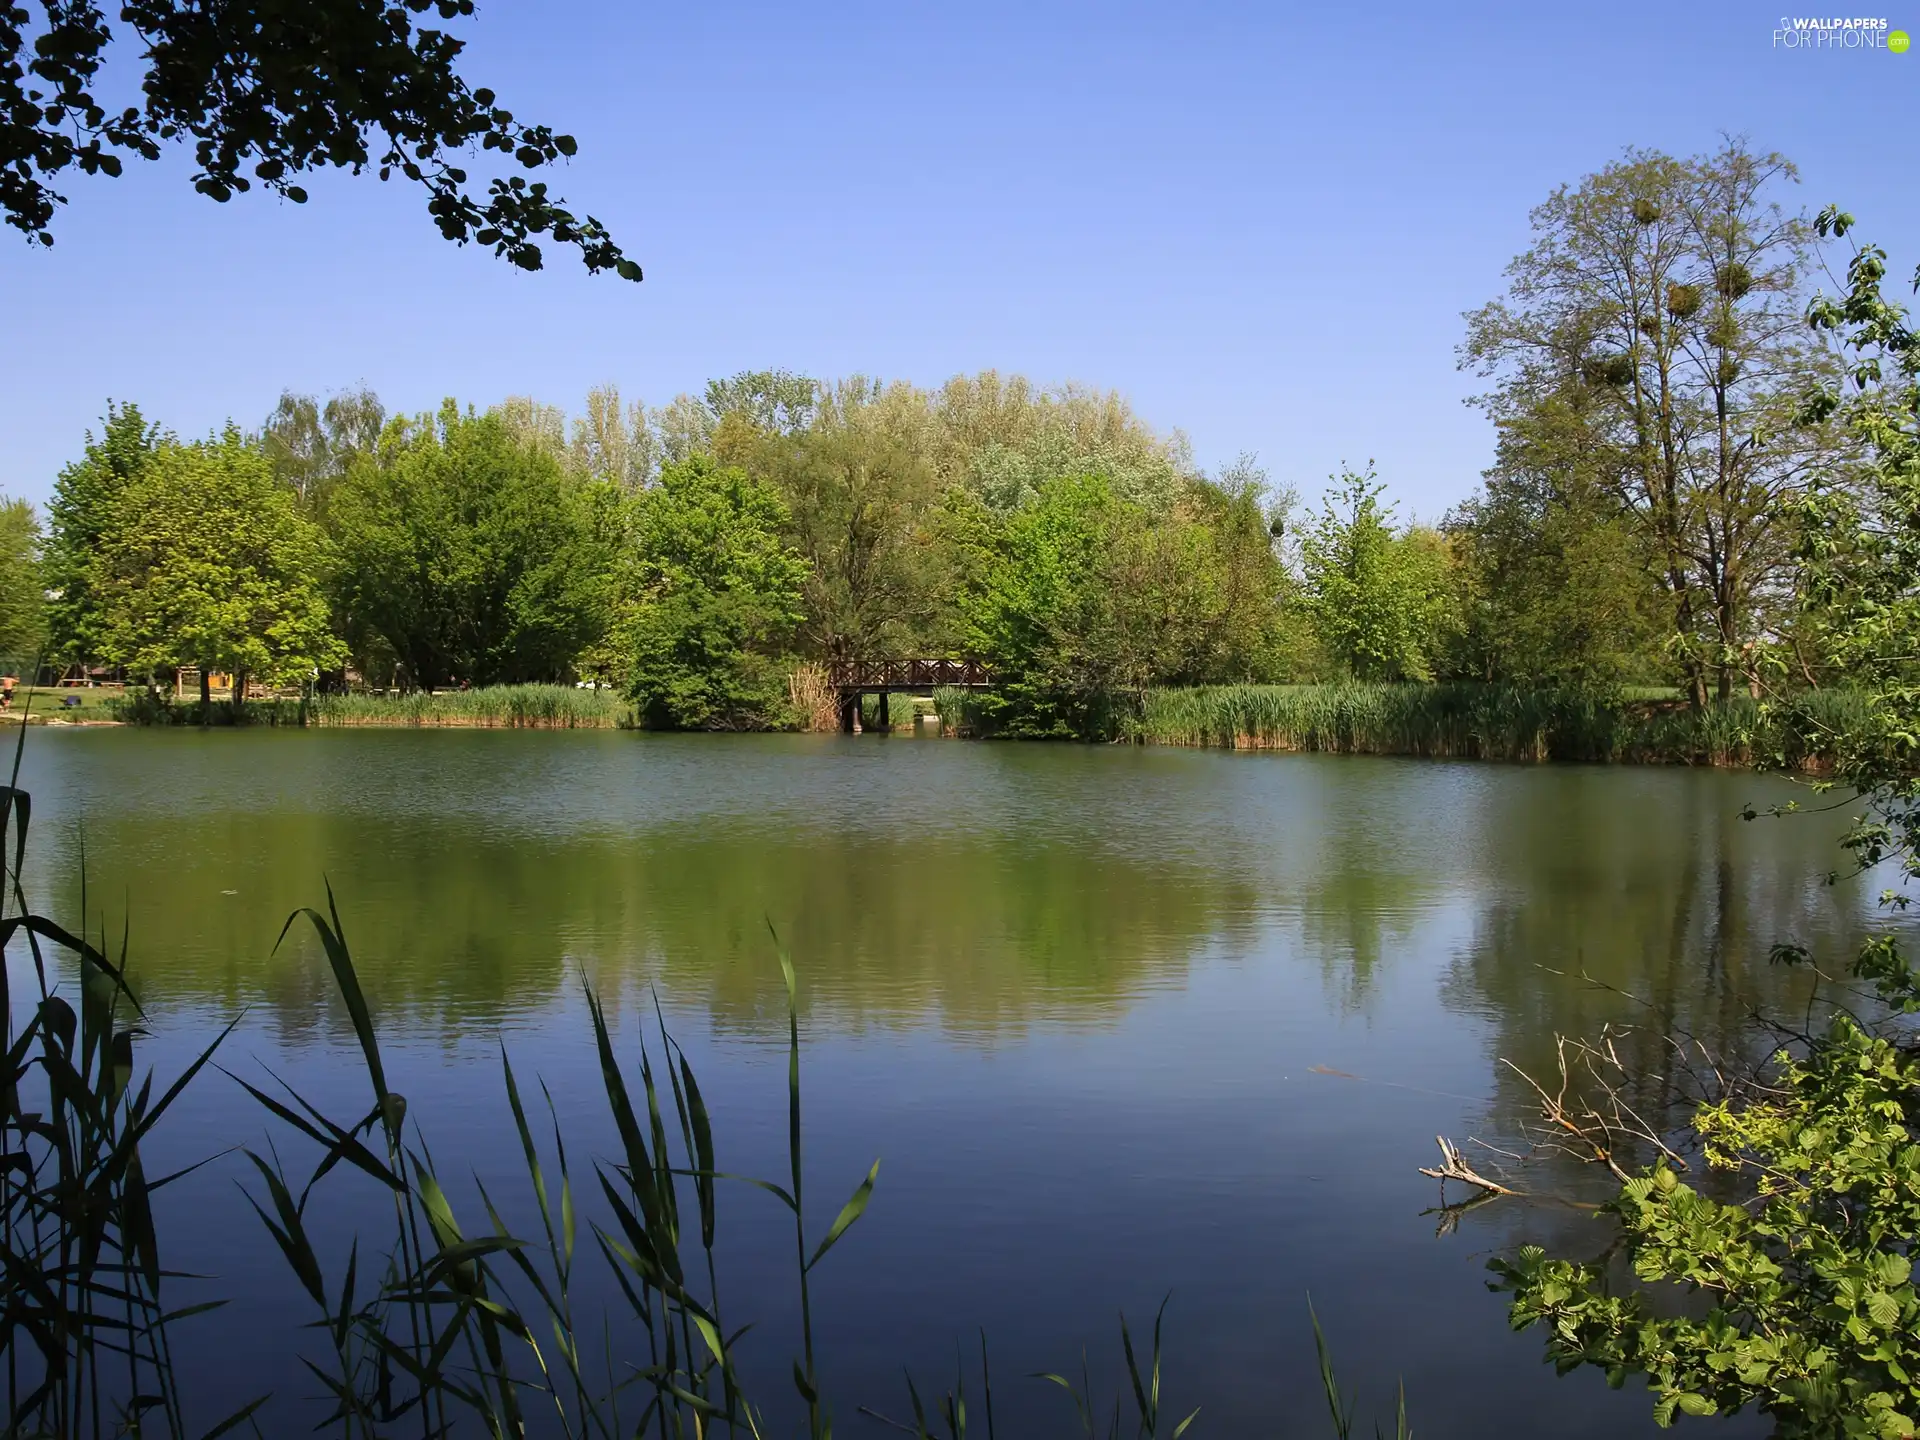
[87, 680, 1866, 771]
[1130, 683, 1866, 767]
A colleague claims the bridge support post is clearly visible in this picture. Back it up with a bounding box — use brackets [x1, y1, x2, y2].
[873, 688, 891, 733]
[839, 692, 859, 733]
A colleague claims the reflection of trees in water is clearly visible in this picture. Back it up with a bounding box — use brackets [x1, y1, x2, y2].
[38, 811, 1256, 1045]
[1437, 771, 1889, 1190]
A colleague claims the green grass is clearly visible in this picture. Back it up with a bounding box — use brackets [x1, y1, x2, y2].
[7, 685, 127, 723]
[1134, 683, 1871, 768]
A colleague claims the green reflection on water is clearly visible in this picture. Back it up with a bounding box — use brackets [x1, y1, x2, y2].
[14, 730, 1888, 1067]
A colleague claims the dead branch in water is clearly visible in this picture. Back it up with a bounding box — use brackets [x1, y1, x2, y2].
[1418, 1136, 1521, 1196]
[1502, 1027, 1711, 1184]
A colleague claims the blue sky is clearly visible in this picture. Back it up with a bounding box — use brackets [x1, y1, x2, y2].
[1, 0, 1914, 517]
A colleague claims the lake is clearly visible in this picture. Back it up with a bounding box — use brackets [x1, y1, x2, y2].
[8, 728, 1901, 1436]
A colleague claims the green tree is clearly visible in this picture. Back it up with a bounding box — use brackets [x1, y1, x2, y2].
[1445, 388, 1667, 687]
[1299, 465, 1453, 681]
[3, 0, 638, 277]
[43, 402, 161, 666]
[751, 378, 948, 661]
[91, 429, 342, 706]
[264, 385, 386, 504]
[1463, 142, 1834, 704]
[1794, 213, 1920, 884]
[928, 372, 1191, 513]
[1494, 221, 1920, 1436]
[622, 455, 808, 730]
[326, 402, 613, 689]
[0, 496, 45, 662]
[956, 472, 1274, 736]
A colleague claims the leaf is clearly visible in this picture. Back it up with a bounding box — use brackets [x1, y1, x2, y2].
[809, 1159, 880, 1271]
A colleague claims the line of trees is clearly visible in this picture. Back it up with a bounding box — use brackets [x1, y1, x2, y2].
[0, 140, 1886, 733]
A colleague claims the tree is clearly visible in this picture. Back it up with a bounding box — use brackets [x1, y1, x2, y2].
[1299, 465, 1454, 682]
[749, 378, 947, 661]
[1445, 388, 1667, 687]
[264, 385, 387, 504]
[1187, 456, 1301, 683]
[623, 456, 808, 730]
[3, 0, 639, 277]
[955, 472, 1275, 736]
[0, 496, 45, 661]
[1793, 212, 1920, 885]
[1492, 221, 1920, 1437]
[325, 402, 613, 689]
[42, 401, 161, 665]
[91, 429, 342, 707]
[1463, 142, 1834, 704]
[568, 384, 655, 491]
[927, 372, 1191, 513]
[705, 370, 818, 437]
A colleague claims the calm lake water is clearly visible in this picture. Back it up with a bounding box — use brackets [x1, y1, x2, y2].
[9, 728, 1906, 1436]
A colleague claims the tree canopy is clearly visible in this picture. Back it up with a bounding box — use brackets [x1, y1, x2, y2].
[1462, 141, 1832, 703]
[326, 402, 613, 689]
[623, 455, 808, 730]
[90, 428, 341, 690]
[0, 496, 44, 662]
[2, 0, 638, 277]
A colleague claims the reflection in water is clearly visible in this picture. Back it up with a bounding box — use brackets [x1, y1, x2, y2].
[6, 730, 1902, 1439]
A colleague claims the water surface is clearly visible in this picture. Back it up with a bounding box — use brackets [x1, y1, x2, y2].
[11, 729, 1897, 1435]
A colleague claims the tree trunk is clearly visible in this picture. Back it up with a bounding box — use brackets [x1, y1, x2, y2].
[232, 667, 249, 721]
[199, 665, 211, 718]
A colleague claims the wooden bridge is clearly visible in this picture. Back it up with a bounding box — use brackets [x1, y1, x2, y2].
[827, 658, 992, 732]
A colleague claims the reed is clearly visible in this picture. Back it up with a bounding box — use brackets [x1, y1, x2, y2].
[788, 663, 841, 733]
[1134, 683, 1868, 769]
[307, 684, 631, 729]
[931, 686, 985, 737]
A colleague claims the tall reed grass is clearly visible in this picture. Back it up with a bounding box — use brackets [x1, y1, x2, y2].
[107, 684, 633, 729]
[1135, 683, 1868, 768]
[307, 685, 631, 729]
[931, 687, 985, 737]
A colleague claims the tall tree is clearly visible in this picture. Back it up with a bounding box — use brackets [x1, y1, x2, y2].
[0, 496, 45, 662]
[91, 429, 342, 706]
[3, 0, 638, 276]
[928, 372, 1191, 513]
[43, 401, 161, 665]
[955, 472, 1272, 736]
[1463, 142, 1834, 704]
[568, 384, 654, 491]
[326, 402, 612, 688]
[753, 378, 947, 661]
[623, 455, 808, 730]
[262, 385, 387, 504]
[1299, 465, 1455, 682]
[1445, 384, 1668, 687]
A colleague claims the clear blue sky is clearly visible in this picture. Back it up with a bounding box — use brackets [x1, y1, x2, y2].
[1, 0, 1913, 517]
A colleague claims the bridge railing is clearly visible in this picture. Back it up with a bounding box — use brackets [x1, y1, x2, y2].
[826, 658, 993, 690]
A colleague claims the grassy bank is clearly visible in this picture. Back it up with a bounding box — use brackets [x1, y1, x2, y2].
[1133, 683, 1869, 767]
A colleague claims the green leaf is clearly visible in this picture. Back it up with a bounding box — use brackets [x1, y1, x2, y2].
[808, 1159, 880, 1271]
